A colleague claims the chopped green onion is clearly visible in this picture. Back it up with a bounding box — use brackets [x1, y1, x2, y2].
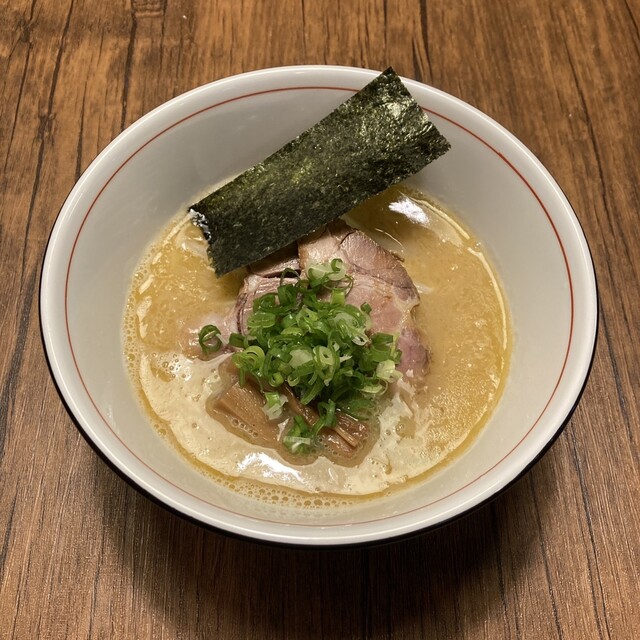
[198, 325, 222, 355]
[200, 259, 404, 454]
[283, 416, 314, 453]
[263, 391, 287, 420]
[228, 333, 249, 349]
[307, 262, 335, 282]
[317, 399, 336, 430]
[376, 359, 402, 382]
[289, 348, 313, 367]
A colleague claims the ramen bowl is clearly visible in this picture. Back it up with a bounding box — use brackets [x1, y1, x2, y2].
[41, 66, 597, 546]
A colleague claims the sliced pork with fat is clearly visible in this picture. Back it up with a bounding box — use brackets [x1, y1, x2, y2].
[298, 220, 428, 376]
[248, 243, 300, 278]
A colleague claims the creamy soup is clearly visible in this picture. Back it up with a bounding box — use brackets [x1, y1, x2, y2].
[123, 186, 510, 505]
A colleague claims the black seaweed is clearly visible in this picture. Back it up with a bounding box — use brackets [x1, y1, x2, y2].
[191, 68, 451, 276]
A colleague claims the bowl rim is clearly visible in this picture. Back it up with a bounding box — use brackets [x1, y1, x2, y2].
[40, 65, 598, 546]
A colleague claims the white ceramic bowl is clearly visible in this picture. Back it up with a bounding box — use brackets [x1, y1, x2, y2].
[41, 66, 597, 546]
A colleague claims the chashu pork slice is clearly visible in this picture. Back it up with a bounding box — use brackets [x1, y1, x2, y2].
[298, 220, 428, 376]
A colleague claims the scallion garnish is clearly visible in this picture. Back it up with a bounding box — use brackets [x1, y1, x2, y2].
[262, 391, 287, 420]
[200, 258, 402, 453]
[198, 324, 223, 355]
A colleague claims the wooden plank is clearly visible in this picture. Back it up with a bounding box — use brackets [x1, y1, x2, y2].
[0, 0, 639, 638]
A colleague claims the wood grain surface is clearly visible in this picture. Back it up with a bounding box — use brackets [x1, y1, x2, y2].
[1, 0, 639, 638]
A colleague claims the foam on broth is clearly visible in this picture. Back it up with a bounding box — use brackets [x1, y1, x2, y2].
[123, 186, 511, 505]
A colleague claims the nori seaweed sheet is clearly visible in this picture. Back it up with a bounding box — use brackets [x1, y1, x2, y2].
[191, 68, 450, 276]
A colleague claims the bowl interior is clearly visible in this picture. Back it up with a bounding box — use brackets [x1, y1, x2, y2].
[42, 67, 597, 545]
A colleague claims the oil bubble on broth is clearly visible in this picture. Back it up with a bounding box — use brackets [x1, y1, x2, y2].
[123, 186, 511, 505]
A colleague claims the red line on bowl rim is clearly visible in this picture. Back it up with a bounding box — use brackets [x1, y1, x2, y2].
[63, 84, 575, 529]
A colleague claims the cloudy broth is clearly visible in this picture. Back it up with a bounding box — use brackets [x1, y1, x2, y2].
[123, 186, 511, 506]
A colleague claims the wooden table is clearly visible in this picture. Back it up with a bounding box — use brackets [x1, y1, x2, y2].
[1, 1, 638, 637]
